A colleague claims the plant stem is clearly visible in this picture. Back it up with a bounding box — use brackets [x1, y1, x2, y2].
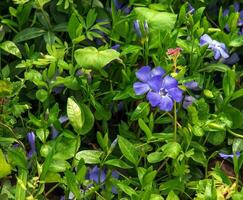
[174, 101, 177, 141]
[227, 129, 243, 139]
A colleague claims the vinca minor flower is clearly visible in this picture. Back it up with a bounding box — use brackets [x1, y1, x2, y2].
[133, 66, 183, 111]
[200, 34, 229, 60]
[27, 131, 36, 158]
[87, 166, 119, 194]
[219, 152, 240, 159]
[183, 95, 196, 109]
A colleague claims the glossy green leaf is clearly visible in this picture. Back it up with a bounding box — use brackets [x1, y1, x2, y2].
[118, 136, 139, 165]
[0, 149, 11, 179]
[138, 118, 152, 140]
[36, 89, 48, 102]
[104, 159, 132, 169]
[75, 150, 103, 164]
[0, 41, 22, 58]
[161, 142, 181, 159]
[78, 103, 94, 135]
[14, 28, 45, 43]
[74, 47, 120, 70]
[131, 102, 150, 121]
[67, 97, 84, 134]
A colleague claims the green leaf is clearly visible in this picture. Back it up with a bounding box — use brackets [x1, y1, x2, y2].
[118, 136, 139, 165]
[0, 41, 22, 58]
[166, 191, 179, 200]
[133, 7, 176, 33]
[65, 170, 81, 199]
[14, 27, 45, 43]
[223, 106, 243, 129]
[207, 131, 226, 145]
[74, 47, 120, 70]
[138, 118, 152, 140]
[0, 149, 11, 178]
[223, 69, 235, 97]
[147, 152, 164, 163]
[68, 13, 81, 39]
[15, 168, 28, 200]
[7, 148, 27, 169]
[161, 142, 181, 159]
[77, 103, 94, 135]
[116, 182, 137, 197]
[0, 80, 12, 97]
[131, 102, 150, 121]
[232, 192, 243, 200]
[36, 89, 48, 102]
[49, 159, 71, 172]
[199, 63, 229, 73]
[229, 36, 243, 47]
[75, 150, 103, 164]
[104, 159, 132, 169]
[67, 97, 84, 134]
[230, 88, 243, 101]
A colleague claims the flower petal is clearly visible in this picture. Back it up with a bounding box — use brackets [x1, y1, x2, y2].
[200, 34, 212, 46]
[213, 49, 221, 60]
[184, 81, 199, 90]
[147, 91, 162, 107]
[151, 66, 165, 77]
[147, 76, 163, 92]
[133, 82, 150, 95]
[158, 96, 173, 111]
[168, 87, 183, 102]
[218, 48, 229, 59]
[135, 66, 151, 82]
[161, 76, 178, 90]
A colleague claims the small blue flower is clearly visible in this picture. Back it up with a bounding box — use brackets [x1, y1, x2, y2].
[184, 81, 199, 90]
[111, 44, 120, 51]
[133, 20, 142, 38]
[88, 166, 106, 183]
[133, 66, 183, 111]
[146, 75, 183, 111]
[133, 66, 165, 95]
[219, 151, 240, 159]
[187, 3, 195, 14]
[144, 20, 149, 34]
[27, 131, 36, 158]
[87, 166, 119, 194]
[200, 34, 229, 60]
[183, 95, 196, 109]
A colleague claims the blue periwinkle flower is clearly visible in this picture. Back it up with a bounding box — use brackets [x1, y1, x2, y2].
[133, 66, 165, 95]
[133, 66, 183, 111]
[133, 20, 142, 38]
[111, 44, 120, 51]
[183, 95, 196, 109]
[146, 75, 183, 111]
[87, 166, 119, 194]
[187, 3, 195, 14]
[184, 81, 199, 90]
[219, 151, 240, 159]
[200, 34, 229, 60]
[27, 131, 36, 158]
[88, 166, 106, 183]
[144, 20, 149, 34]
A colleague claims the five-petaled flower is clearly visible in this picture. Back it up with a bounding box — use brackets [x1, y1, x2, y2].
[133, 66, 183, 111]
[200, 34, 229, 60]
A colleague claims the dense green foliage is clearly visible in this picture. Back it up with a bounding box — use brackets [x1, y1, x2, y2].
[1, 0, 243, 199]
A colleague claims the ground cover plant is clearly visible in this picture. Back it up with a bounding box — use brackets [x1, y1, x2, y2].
[1, 0, 243, 199]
